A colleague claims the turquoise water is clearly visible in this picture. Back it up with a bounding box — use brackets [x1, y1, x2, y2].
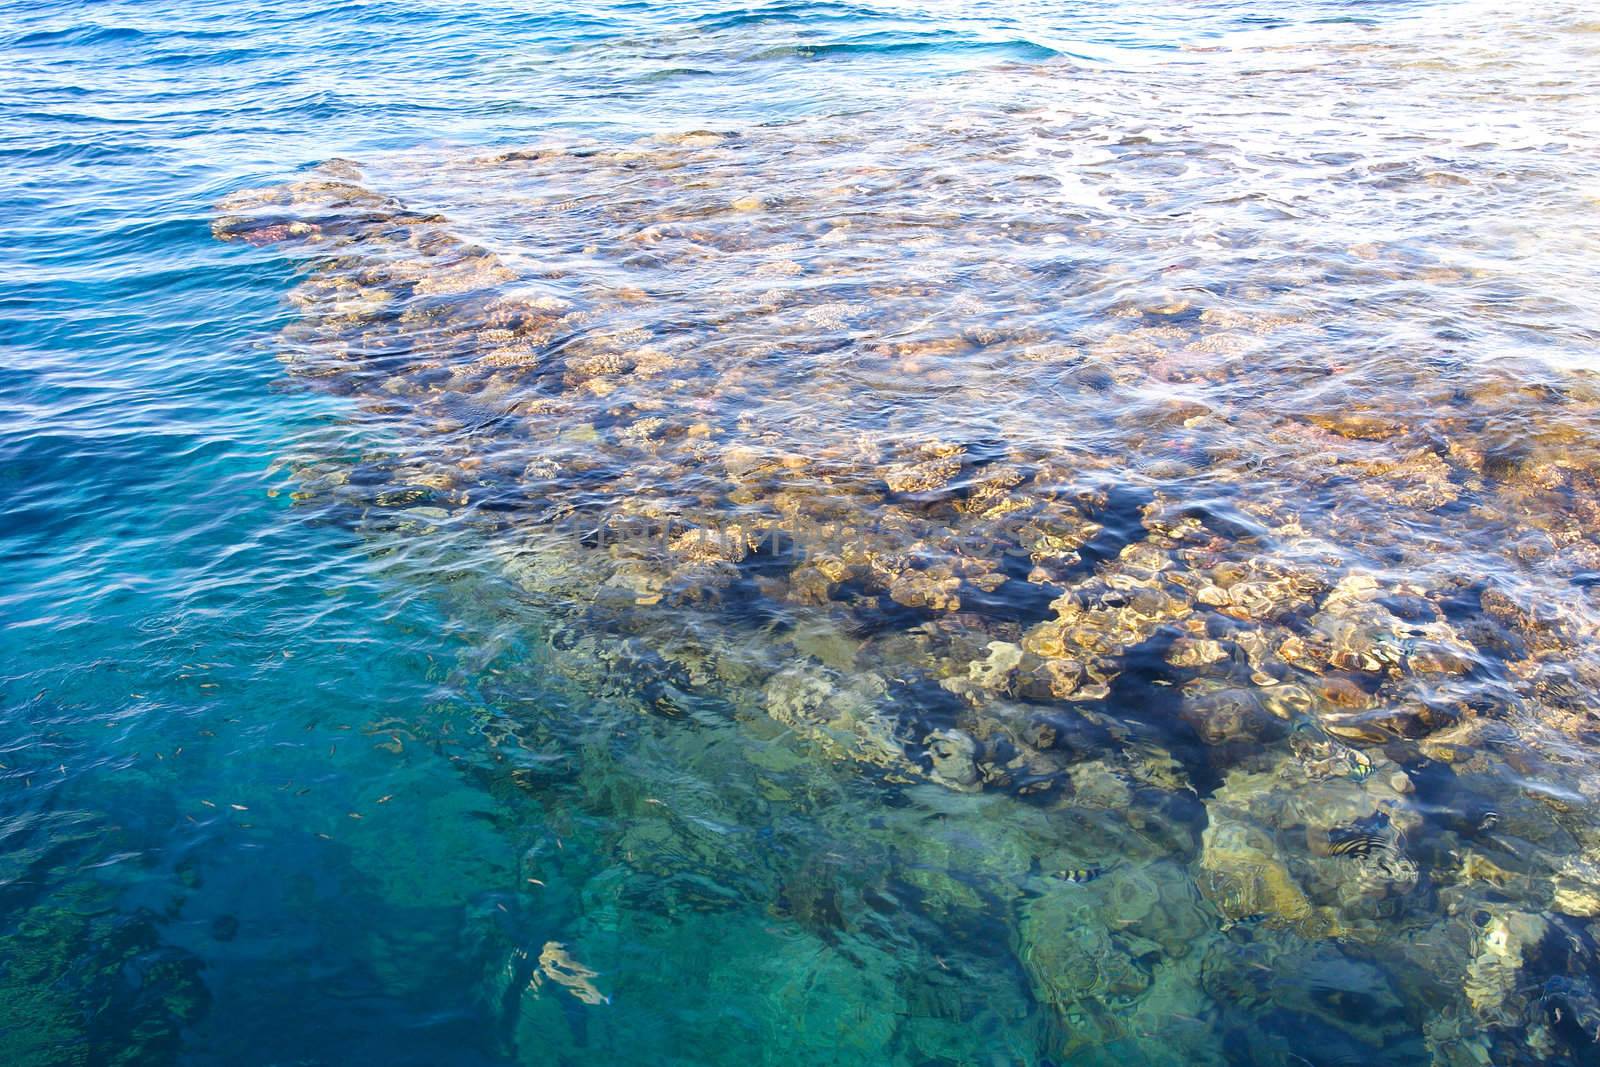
[7, 1, 1600, 1064]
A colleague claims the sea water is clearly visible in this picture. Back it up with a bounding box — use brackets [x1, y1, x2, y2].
[5, 1, 1600, 1064]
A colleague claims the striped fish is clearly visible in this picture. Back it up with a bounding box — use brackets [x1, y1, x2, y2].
[1326, 831, 1391, 859]
[1052, 866, 1107, 884]
[1327, 810, 1397, 859]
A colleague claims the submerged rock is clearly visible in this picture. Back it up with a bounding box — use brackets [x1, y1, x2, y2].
[217, 86, 1600, 1060]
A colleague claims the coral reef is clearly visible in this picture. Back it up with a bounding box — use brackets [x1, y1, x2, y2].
[213, 78, 1600, 1060]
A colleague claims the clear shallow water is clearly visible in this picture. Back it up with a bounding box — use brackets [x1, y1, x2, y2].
[5, 1, 1600, 1065]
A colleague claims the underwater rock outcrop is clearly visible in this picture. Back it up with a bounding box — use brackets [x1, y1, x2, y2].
[216, 54, 1600, 1057]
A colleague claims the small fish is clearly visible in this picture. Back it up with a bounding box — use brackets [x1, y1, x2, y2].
[1326, 832, 1390, 858]
[1052, 866, 1106, 884]
[1327, 809, 1395, 858]
[1478, 810, 1501, 832]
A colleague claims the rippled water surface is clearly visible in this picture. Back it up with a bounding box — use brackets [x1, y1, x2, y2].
[6, 1, 1600, 1064]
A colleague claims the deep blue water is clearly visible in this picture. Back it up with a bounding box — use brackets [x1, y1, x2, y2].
[6, 1, 1600, 1064]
